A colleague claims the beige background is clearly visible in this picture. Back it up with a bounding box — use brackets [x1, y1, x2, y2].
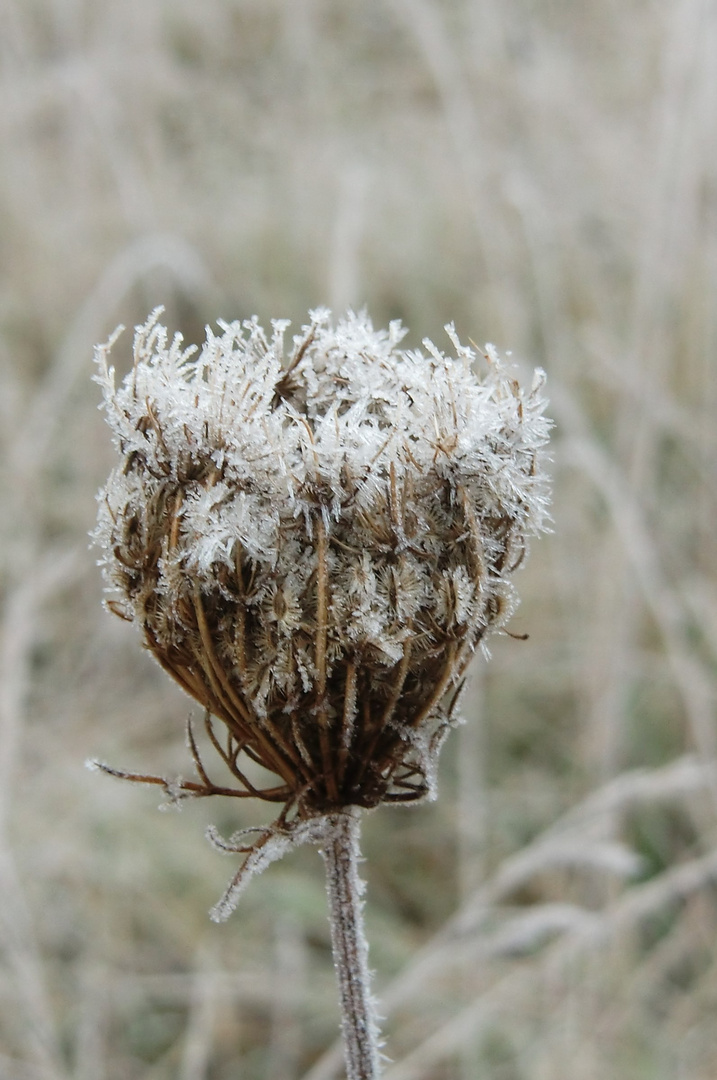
[1, 2, 716, 1077]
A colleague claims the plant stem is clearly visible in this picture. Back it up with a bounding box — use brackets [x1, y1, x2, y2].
[321, 808, 381, 1080]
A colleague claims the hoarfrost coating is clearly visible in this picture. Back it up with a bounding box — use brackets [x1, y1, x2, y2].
[94, 308, 551, 816]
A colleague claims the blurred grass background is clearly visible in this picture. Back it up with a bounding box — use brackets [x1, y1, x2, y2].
[1, 0, 717, 1077]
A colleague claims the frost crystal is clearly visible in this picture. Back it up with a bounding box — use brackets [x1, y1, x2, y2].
[94, 308, 551, 821]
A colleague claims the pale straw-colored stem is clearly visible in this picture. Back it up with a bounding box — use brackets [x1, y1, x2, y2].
[321, 808, 382, 1080]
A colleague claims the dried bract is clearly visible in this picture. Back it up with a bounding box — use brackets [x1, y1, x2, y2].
[94, 308, 550, 824]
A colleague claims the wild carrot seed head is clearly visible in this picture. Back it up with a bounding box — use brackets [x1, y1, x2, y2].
[94, 308, 550, 816]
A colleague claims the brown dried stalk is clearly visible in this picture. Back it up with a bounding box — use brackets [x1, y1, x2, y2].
[91, 308, 551, 1078]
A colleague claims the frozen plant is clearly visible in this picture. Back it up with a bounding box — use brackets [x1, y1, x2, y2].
[91, 307, 551, 1080]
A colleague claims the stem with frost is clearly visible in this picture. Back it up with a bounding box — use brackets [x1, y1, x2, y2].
[321, 808, 381, 1080]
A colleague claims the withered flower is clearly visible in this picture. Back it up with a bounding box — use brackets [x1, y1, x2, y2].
[92, 307, 550, 1079]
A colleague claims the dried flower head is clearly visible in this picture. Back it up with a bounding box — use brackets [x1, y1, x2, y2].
[93, 307, 550, 908]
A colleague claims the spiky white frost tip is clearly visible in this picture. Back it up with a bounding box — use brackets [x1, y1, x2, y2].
[94, 307, 550, 818]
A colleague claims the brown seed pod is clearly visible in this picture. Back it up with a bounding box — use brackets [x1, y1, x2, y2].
[93, 309, 551, 826]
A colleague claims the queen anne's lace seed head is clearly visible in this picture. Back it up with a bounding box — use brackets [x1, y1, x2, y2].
[94, 308, 551, 818]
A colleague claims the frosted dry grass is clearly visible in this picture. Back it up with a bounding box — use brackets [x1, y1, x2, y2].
[1, 0, 717, 1078]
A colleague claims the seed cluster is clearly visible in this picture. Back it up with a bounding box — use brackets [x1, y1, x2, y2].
[95, 308, 550, 818]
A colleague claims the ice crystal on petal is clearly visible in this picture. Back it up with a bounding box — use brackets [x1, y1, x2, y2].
[94, 308, 551, 824]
